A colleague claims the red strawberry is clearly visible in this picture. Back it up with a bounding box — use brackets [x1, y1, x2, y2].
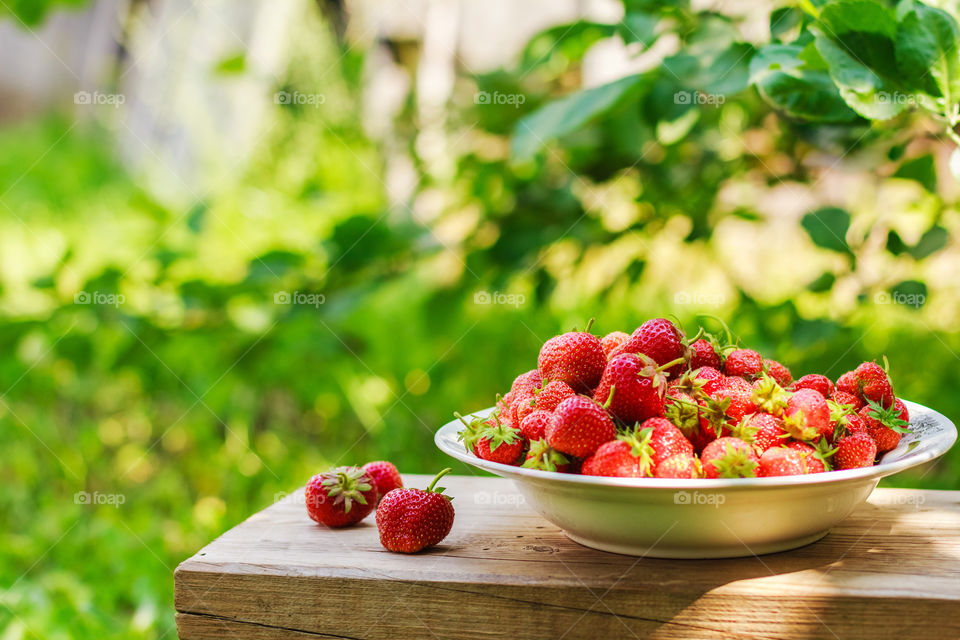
[519, 410, 557, 441]
[306, 466, 378, 527]
[688, 338, 721, 370]
[858, 400, 909, 453]
[582, 430, 655, 478]
[640, 417, 695, 464]
[784, 388, 831, 441]
[362, 461, 403, 502]
[793, 374, 834, 398]
[510, 369, 542, 395]
[514, 392, 538, 424]
[538, 325, 606, 392]
[835, 432, 878, 469]
[831, 389, 863, 411]
[475, 418, 524, 465]
[601, 331, 630, 359]
[713, 377, 757, 423]
[843, 412, 869, 434]
[521, 438, 571, 472]
[835, 371, 859, 397]
[785, 441, 828, 473]
[592, 353, 669, 424]
[612, 318, 688, 377]
[724, 349, 763, 379]
[854, 362, 894, 407]
[533, 380, 576, 413]
[654, 453, 702, 478]
[693, 366, 726, 395]
[758, 447, 811, 477]
[734, 412, 787, 454]
[893, 397, 910, 423]
[376, 468, 454, 553]
[700, 437, 759, 478]
[764, 359, 793, 387]
[547, 395, 616, 457]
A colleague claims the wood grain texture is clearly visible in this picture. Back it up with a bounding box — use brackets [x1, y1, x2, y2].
[175, 475, 960, 640]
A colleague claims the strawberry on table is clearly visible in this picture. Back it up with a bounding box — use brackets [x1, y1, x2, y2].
[362, 461, 403, 502]
[700, 437, 759, 478]
[537, 321, 606, 392]
[376, 468, 455, 553]
[547, 395, 616, 458]
[306, 466, 379, 527]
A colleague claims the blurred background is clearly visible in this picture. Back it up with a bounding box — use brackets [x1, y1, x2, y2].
[2, 0, 960, 637]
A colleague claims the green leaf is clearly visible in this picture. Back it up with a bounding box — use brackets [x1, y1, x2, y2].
[910, 225, 949, 259]
[807, 272, 837, 292]
[511, 74, 647, 163]
[895, 2, 960, 102]
[619, 10, 660, 47]
[885, 229, 908, 255]
[770, 7, 803, 43]
[893, 154, 937, 192]
[520, 22, 617, 73]
[811, 2, 912, 120]
[801, 206, 851, 254]
[890, 280, 927, 308]
[750, 43, 859, 122]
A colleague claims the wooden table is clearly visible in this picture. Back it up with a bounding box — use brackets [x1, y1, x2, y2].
[175, 475, 960, 640]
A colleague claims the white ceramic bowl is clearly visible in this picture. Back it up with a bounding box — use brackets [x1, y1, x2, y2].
[435, 399, 956, 558]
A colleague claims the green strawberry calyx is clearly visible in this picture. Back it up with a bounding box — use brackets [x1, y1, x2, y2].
[454, 412, 485, 453]
[320, 466, 374, 514]
[521, 438, 569, 472]
[751, 374, 789, 416]
[478, 414, 522, 452]
[783, 407, 819, 442]
[619, 427, 656, 476]
[865, 399, 911, 434]
[708, 443, 758, 478]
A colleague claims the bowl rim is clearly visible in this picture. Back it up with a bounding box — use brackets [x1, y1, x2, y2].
[434, 399, 957, 489]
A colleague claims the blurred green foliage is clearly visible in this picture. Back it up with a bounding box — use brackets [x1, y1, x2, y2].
[3, 1, 960, 639]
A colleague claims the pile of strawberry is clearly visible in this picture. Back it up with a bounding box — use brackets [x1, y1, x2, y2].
[457, 318, 911, 478]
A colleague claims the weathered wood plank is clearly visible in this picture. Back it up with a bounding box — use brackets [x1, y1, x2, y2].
[175, 475, 960, 640]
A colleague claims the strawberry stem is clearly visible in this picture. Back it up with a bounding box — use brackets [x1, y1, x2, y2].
[657, 356, 687, 372]
[585, 317, 596, 333]
[602, 385, 616, 409]
[426, 468, 453, 493]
